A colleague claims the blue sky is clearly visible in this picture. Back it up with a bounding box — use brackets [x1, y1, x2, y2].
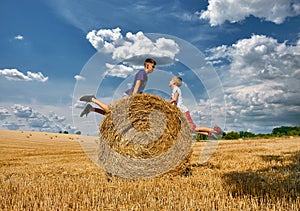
[0, 0, 299, 135]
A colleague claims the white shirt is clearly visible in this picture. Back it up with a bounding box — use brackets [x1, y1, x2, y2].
[171, 86, 188, 112]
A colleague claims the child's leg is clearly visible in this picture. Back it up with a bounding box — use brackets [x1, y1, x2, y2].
[80, 104, 93, 117]
[195, 131, 209, 136]
[213, 125, 225, 136]
[184, 111, 217, 135]
[91, 98, 110, 113]
[80, 105, 107, 117]
[195, 126, 214, 133]
[93, 108, 107, 115]
[80, 94, 110, 113]
[185, 111, 197, 130]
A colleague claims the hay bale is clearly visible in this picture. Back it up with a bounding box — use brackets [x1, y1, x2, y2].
[98, 94, 193, 178]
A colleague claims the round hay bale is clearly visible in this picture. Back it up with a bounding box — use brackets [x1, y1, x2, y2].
[98, 94, 193, 178]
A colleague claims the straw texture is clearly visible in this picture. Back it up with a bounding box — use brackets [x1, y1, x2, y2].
[98, 94, 193, 178]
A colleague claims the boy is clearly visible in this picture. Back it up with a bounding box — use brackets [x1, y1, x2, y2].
[79, 58, 156, 116]
[169, 76, 222, 138]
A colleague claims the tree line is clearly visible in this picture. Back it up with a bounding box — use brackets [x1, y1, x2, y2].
[65, 126, 300, 140]
[223, 126, 300, 140]
[195, 126, 300, 141]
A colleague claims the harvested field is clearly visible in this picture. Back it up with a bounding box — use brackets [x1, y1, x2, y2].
[0, 130, 299, 210]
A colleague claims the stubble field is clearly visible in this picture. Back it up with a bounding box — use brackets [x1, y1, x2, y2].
[0, 130, 299, 210]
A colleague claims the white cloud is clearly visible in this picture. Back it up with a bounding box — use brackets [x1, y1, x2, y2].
[86, 27, 179, 65]
[0, 108, 11, 120]
[27, 112, 49, 128]
[86, 27, 123, 51]
[203, 35, 300, 133]
[105, 63, 134, 78]
[2, 121, 25, 130]
[0, 68, 48, 82]
[74, 75, 85, 81]
[74, 101, 86, 109]
[14, 35, 24, 40]
[4, 104, 77, 133]
[12, 104, 33, 118]
[27, 71, 48, 82]
[49, 111, 66, 123]
[207, 34, 300, 82]
[200, 0, 300, 26]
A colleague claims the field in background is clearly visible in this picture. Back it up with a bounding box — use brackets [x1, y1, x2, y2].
[0, 130, 299, 210]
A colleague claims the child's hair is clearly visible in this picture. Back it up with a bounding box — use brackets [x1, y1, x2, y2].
[144, 58, 156, 66]
[172, 76, 183, 87]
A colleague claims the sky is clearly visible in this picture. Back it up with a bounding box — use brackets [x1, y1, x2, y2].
[0, 0, 299, 135]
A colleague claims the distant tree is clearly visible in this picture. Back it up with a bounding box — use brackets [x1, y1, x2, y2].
[255, 133, 271, 139]
[63, 131, 69, 134]
[239, 131, 255, 139]
[75, 131, 81, 135]
[194, 134, 207, 141]
[272, 126, 300, 137]
[288, 129, 299, 136]
[59, 131, 62, 134]
[223, 131, 240, 140]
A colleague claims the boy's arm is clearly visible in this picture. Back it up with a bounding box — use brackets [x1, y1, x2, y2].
[132, 80, 142, 94]
[170, 91, 179, 104]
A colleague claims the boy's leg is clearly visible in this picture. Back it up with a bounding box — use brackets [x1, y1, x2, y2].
[195, 126, 214, 133]
[80, 104, 93, 117]
[80, 94, 95, 102]
[213, 125, 225, 136]
[94, 108, 107, 115]
[184, 111, 219, 137]
[185, 111, 197, 131]
[91, 98, 110, 113]
[80, 105, 106, 117]
[80, 94, 110, 113]
[195, 131, 209, 136]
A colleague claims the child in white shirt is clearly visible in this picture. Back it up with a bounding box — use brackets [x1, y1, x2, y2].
[169, 76, 221, 137]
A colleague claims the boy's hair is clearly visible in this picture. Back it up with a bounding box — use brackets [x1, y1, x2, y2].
[144, 58, 156, 66]
[173, 76, 183, 87]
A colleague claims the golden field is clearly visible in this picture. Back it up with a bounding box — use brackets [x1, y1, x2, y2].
[0, 130, 299, 211]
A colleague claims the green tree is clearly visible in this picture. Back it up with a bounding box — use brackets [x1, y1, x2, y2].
[288, 130, 299, 136]
[272, 126, 300, 137]
[193, 134, 207, 141]
[224, 131, 240, 140]
[239, 131, 255, 138]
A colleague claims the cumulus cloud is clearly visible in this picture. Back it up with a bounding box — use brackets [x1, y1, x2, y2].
[0, 68, 48, 82]
[208, 35, 300, 82]
[49, 111, 66, 123]
[4, 104, 76, 133]
[204, 35, 300, 133]
[105, 63, 134, 78]
[12, 104, 33, 118]
[199, 0, 300, 26]
[86, 27, 179, 65]
[0, 108, 11, 120]
[86, 27, 123, 51]
[2, 121, 25, 130]
[73, 101, 86, 109]
[27, 112, 50, 128]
